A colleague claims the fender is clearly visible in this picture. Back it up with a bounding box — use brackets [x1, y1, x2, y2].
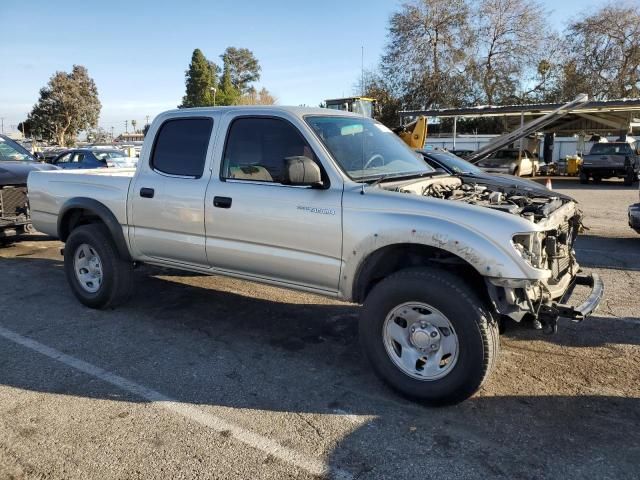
[57, 197, 132, 261]
[341, 213, 549, 301]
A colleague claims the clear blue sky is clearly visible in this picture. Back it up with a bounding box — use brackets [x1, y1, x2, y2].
[0, 0, 604, 134]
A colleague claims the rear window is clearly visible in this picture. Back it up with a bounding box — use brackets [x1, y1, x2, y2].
[589, 143, 633, 155]
[151, 118, 213, 177]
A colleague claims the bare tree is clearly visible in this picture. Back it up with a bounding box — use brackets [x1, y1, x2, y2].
[469, 0, 549, 105]
[236, 87, 277, 105]
[564, 2, 640, 100]
[381, 0, 472, 110]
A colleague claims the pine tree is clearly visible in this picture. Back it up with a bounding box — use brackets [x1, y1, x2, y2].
[180, 49, 215, 108]
[217, 61, 240, 106]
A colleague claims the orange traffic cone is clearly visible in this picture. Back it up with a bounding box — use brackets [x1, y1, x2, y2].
[546, 177, 553, 190]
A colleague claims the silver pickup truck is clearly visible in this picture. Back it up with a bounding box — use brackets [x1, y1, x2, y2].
[28, 106, 603, 404]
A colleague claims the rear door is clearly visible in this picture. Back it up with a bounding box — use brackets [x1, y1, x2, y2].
[129, 116, 215, 267]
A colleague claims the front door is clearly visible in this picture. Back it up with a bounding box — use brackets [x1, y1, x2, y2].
[129, 116, 215, 267]
[204, 115, 343, 293]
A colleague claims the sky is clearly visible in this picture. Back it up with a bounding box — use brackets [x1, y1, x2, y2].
[0, 0, 606, 135]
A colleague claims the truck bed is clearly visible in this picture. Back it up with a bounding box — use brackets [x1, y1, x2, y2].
[27, 168, 135, 238]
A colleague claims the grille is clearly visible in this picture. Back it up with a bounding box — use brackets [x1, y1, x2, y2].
[0, 187, 28, 219]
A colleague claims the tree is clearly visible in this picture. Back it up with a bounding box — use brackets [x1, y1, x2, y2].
[142, 124, 151, 137]
[563, 2, 640, 100]
[469, 0, 550, 105]
[217, 60, 241, 105]
[355, 70, 402, 127]
[237, 87, 278, 105]
[180, 48, 215, 107]
[28, 65, 101, 146]
[380, 0, 472, 110]
[220, 47, 261, 94]
[87, 127, 110, 144]
[131, 119, 137, 132]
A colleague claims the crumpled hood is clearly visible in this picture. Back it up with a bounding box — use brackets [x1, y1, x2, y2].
[0, 162, 59, 186]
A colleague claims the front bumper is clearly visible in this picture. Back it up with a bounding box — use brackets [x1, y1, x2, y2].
[538, 273, 604, 332]
[629, 203, 640, 233]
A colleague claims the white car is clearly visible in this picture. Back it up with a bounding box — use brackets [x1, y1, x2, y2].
[476, 149, 539, 177]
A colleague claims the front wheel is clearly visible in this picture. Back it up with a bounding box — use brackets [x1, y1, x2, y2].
[64, 224, 134, 309]
[359, 268, 499, 405]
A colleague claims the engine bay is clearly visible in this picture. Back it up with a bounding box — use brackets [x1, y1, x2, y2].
[384, 176, 568, 223]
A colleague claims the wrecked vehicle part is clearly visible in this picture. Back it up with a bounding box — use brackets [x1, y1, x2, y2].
[370, 175, 594, 331]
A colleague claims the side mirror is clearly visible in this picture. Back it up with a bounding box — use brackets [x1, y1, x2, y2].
[34, 152, 45, 162]
[284, 156, 324, 187]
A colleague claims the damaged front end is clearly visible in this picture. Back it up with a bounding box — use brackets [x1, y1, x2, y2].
[386, 175, 604, 333]
[485, 205, 603, 333]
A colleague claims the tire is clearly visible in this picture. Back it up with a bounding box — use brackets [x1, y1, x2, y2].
[593, 175, 602, 184]
[624, 172, 634, 186]
[64, 224, 134, 309]
[513, 167, 520, 177]
[359, 268, 499, 406]
[579, 171, 588, 184]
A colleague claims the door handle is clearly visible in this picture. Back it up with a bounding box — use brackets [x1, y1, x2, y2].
[140, 187, 155, 198]
[213, 196, 232, 208]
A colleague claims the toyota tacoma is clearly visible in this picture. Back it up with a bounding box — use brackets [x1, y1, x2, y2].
[28, 107, 603, 404]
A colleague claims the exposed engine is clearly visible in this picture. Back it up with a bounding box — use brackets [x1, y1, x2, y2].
[387, 176, 569, 223]
[384, 176, 583, 289]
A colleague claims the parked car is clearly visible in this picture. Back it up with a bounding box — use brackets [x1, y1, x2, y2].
[28, 106, 602, 405]
[580, 142, 640, 185]
[0, 135, 58, 239]
[475, 149, 539, 177]
[418, 149, 573, 201]
[52, 148, 134, 169]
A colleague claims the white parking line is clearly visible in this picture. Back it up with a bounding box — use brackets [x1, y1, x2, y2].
[0, 325, 352, 480]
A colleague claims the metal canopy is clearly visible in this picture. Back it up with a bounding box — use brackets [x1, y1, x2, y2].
[399, 98, 640, 135]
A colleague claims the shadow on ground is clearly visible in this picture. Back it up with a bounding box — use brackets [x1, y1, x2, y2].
[0, 256, 639, 478]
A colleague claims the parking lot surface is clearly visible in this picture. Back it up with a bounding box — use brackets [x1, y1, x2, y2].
[1, 178, 639, 479]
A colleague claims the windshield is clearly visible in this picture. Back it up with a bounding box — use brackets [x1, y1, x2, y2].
[0, 137, 34, 162]
[305, 116, 432, 181]
[431, 152, 482, 174]
[93, 150, 126, 161]
[589, 143, 634, 155]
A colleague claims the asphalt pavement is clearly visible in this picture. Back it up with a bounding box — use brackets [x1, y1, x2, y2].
[0, 177, 638, 479]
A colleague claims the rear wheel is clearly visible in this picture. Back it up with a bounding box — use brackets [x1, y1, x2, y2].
[359, 268, 499, 405]
[624, 171, 634, 186]
[64, 224, 134, 309]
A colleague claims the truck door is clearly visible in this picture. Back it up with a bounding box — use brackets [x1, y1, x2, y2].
[129, 116, 214, 267]
[204, 115, 343, 293]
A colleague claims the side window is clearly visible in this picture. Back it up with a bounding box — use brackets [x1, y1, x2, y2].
[71, 153, 85, 163]
[56, 153, 72, 164]
[222, 117, 318, 184]
[151, 118, 213, 177]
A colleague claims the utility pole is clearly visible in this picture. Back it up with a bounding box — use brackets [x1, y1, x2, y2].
[125, 120, 128, 133]
[1, 118, 4, 134]
[110, 126, 115, 142]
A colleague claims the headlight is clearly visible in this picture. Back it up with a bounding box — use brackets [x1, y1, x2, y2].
[512, 232, 546, 268]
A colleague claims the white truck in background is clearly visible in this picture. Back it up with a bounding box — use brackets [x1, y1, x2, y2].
[28, 106, 603, 404]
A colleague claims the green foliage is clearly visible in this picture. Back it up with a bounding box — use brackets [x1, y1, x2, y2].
[180, 49, 216, 108]
[180, 47, 264, 107]
[28, 65, 101, 146]
[220, 47, 261, 94]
